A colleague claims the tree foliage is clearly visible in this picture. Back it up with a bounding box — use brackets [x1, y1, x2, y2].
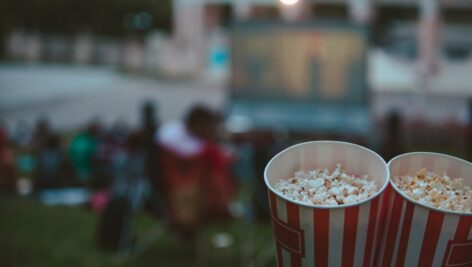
[1, 0, 172, 36]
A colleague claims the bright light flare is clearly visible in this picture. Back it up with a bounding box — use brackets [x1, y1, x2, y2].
[279, 0, 299, 6]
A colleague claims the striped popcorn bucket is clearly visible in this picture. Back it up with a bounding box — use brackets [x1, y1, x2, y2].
[378, 152, 472, 267]
[264, 141, 389, 267]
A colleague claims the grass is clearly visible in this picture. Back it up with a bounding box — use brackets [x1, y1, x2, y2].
[0, 197, 275, 267]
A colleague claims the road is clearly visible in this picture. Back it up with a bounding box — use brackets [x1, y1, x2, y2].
[0, 64, 226, 132]
[0, 64, 468, 134]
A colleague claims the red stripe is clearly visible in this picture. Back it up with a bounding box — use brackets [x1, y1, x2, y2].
[341, 206, 360, 267]
[418, 210, 445, 267]
[381, 192, 405, 267]
[286, 202, 302, 267]
[442, 217, 472, 267]
[363, 197, 379, 267]
[395, 201, 415, 267]
[272, 216, 304, 254]
[313, 209, 330, 267]
[373, 186, 391, 266]
[269, 191, 284, 267]
[454, 216, 472, 242]
[269, 191, 277, 213]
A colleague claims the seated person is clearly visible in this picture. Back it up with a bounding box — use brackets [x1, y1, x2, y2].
[157, 106, 235, 237]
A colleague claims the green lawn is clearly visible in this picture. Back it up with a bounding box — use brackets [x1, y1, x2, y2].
[0, 197, 275, 267]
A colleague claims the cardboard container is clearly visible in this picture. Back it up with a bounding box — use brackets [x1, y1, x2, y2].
[378, 152, 472, 267]
[264, 141, 389, 267]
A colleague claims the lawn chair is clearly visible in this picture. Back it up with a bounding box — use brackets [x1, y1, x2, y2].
[159, 146, 208, 240]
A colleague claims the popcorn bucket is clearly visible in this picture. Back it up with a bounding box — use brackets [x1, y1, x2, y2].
[378, 152, 472, 267]
[264, 141, 389, 267]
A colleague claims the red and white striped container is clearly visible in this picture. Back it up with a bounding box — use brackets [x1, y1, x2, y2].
[378, 152, 472, 267]
[264, 141, 389, 267]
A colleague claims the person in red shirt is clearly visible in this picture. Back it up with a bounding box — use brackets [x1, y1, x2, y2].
[157, 105, 235, 249]
[0, 124, 16, 191]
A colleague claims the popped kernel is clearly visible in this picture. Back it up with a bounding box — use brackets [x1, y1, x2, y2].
[274, 164, 378, 206]
[393, 169, 472, 213]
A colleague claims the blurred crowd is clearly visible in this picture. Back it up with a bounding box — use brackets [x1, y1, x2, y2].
[0, 109, 155, 194]
[0, 103, 243, 251]
[1, 103, 471, 198]
[1, 100, 471, 255]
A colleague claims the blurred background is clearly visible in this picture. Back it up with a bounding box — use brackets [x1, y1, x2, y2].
[0, 0, 471, 266]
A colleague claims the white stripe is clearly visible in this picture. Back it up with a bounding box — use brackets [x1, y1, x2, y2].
[328, 208, 344, 267]
[316, 144, 332, 171]
[391, 199, 407, 266]
[404, 206, 429, 266]
[305, 147, 318, 171]
[300, 206, 314, 267]
[376, 191, 395, 266]
[408, 156, 423, 175]
[353, 202, 370, 266]
[469, 226, 472, 240]
[344, 146, 359, 174]
[432, 156, 449, 176]
[283, 149, 297, 178]
[282, 249, 291, 267]
[432, 215, 460, 267]
[391, 158, 401, 177]
[459, 163, 472, 187]
[276, 197, 290, 267]
[276, 196, 288, 223]
[300, 148, 307, 172]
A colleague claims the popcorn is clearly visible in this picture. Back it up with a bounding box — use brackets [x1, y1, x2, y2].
[393, 169, 472, 213]
[274, 164, 378, 206]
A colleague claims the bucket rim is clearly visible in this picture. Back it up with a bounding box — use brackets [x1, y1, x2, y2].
[264, 140, 390, 210]
[388, 151, 472, 217]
